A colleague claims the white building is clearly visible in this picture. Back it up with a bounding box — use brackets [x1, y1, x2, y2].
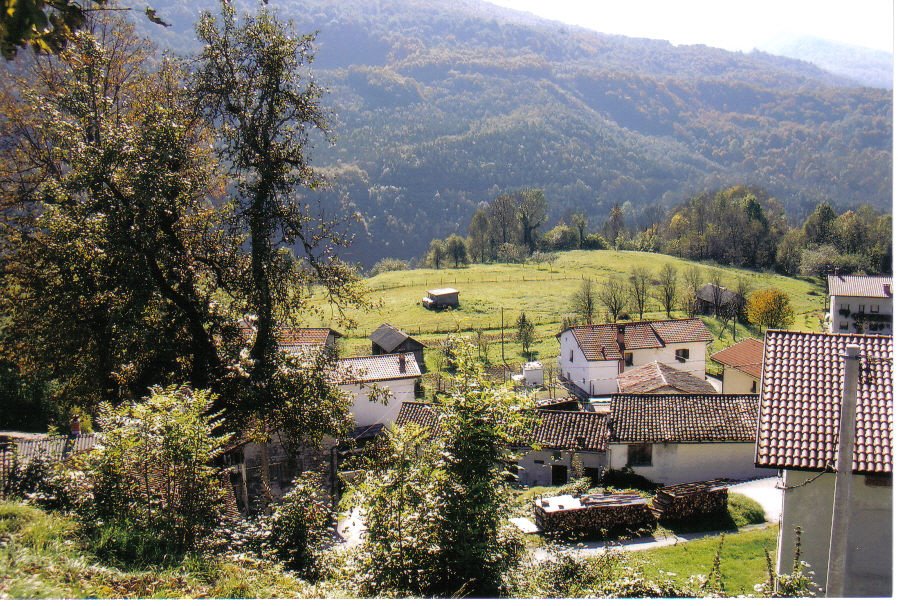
[827, 274, 892, 335]
[557, 319, 713, 397]
[710, 338, 763, 394]
[606, 393, 773, 486]
[338, 353, 421, 427]
[755, 330, 892, 597]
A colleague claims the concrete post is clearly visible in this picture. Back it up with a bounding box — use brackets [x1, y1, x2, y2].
[825, 344, 861, 597]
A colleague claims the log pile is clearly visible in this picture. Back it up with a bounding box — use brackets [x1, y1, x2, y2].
[534, 491, 657, 537]
[651, 479, 729, 522]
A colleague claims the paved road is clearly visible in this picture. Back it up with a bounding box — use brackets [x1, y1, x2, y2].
[729, 476, 782, 523]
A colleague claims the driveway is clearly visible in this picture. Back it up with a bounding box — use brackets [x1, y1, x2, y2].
[728, 476, 782, 523]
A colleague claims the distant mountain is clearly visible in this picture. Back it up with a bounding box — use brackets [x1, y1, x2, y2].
[132, 0, 892, 265]
[759, 37, 893, 90]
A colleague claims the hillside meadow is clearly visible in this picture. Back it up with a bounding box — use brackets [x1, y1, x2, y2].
[299, 250, 826, 370]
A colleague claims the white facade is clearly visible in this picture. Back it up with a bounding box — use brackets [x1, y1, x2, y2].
[339, 377, 418, 427]
[558, 330, 708, 396]
[720, 367, 759, 394]
[516, 448, 608, 486]
[829, 295, 893, 335]
[607, 442, 774, 485]
[777, 470, 892, 597]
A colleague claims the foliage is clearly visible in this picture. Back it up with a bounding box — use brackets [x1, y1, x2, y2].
[628, 266, 652, 320]
[754, 526, 817, 597]
[355, 337, 532, 597]
[746, 287, 794, 331]
[600, 467, 659, 492]
[369, 257, 409, 276]
[597, 276, 628, 323]
[444, 234, 469, 268]
[425, 238, 447, 268]
[515, 312, 535, 356]
[70, 386, 229, 564]
[799, 244, 865, 278]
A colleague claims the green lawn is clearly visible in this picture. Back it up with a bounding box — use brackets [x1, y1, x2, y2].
[633, 525, 778, 596]
[298, 249, 826, 372]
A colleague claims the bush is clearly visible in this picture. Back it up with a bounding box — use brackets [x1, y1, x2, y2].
[71, 385, 230, 564]
[369, 257, 409, 276]
[727, 493, 766, 527]
[601, 467, 659, 492]
[582, 233, 609, 250]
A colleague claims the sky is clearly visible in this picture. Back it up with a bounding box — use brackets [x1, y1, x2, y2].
[487, 0, 894, 54]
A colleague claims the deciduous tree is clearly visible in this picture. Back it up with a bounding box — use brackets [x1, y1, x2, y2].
[655, 263, 678, 318]
[629, 266, 651, 320]
[598, 276, 628, 323]
[746, 288, 794, 331]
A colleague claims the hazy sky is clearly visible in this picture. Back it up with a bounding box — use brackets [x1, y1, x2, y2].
[487, 0, 894, 54]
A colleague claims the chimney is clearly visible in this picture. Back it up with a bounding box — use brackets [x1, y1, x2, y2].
[398, 354, 407, 374]
[70, 415, 82, 437]
[825, 344, 860, 597]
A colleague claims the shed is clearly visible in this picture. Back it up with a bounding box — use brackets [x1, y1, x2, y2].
[423, 287, 459, 309]
[369, 323, 426, 370]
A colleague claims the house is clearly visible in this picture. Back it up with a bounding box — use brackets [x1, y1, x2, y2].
[395, 401, 608, 487]
[826, 274, 892, 335]
[422, 287, 459, 309]
[710, 338, 763, 393]
[616, 361, 717, 394]
[755, 330, 892, 597]
[338, 353, 421, 427]
[606, 393, 771, 486]
[277, 327, 342, 356]
[557, 318, 713, 397]
[369, 323, 426, 370]
[695, 283, 740, 316]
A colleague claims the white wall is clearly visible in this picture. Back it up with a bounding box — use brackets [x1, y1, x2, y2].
[557, 332, 619, 395]
[721, 367, 758, 394]
[607, 442, 775, 485]
[516, 448, 608, 486]
[829, 295, 893, 335]
[777, 470, 892, 597]
[340, 378, 417, 427]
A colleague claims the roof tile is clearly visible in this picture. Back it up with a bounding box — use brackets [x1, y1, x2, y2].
[827, 275, 893, 298]
[710, 338, 764, 379]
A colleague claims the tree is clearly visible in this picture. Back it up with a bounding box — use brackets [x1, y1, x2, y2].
[467, 206, 492, 263]
[707, 268, 726, 317]
[487, 193, 518, 246]
[515, 189, 548, 254]
[598, 276, 628, 323]
[628, 266, 651, 320]
[515, 312, 535, 356]
[746, 288, 794, 331]
[570, 212, 588, 248]
[802, 202, 837, 246]
[603, 204, 626, 246]
[654, 263, 678, 318]
[426, 238, 447, 269]
[444, 234, 469, 268]
[572, 278, 598, 325]
[681, 266, 704, 316]
[775, 228, 805, 275]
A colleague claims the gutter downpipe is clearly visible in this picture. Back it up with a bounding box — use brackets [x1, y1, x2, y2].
[825, 344, 861, 597]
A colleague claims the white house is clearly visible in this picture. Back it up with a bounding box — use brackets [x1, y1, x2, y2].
[557, 319, 713, 397]
[710, 338, 763, 393]
[755, 330, 892, 597]
[606, 393, 772, 486]
[337, 353, 421, 427]
[827, 274, 892, 335]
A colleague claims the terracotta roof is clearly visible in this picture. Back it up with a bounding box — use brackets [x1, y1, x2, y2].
[9, 434, 100, 464]
[338, 353, 421, 384]
[277, 327, 339, 347]
[566, 319, 713, 361]
[755, 331, 892, 474]
[827, 275, 893, 299]
[608, 394, 759, 443]
[616, 361, 717, 394]
[710, 338, 764, 379]
[369, 323, 423, 352]
[395, 402, 609, 452]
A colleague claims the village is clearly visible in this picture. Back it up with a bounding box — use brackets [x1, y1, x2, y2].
[2, 271, 891, 597]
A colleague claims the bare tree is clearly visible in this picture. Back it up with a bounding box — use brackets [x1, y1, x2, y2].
[681, 266, 704, 316]
[598, 276, 628, 323]
[488, 193, 518, 245]
[708, 268, 725, 317]
[629, 266, 652, 320]
[572, 278, 598, 324]
[655, 263, 679, 318]
[516, 189, 548, 254]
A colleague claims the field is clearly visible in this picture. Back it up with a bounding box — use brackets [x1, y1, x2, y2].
[298, 250, 827, 372]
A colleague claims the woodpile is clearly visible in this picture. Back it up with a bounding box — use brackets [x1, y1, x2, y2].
[651, 479, 729, 522]
[534, 491, 657, 537]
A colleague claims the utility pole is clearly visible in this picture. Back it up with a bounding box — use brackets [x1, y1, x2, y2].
[825, 344, 860, 597]
[500, 307, 506, 366]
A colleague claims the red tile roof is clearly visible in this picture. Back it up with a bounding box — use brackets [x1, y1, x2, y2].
[338, 353, 421, 384]
[278, 327, 339, 347]
[617, 361, 717, 394]
[827, 275, 893, 299]
[609, 394, 759, 443]
[710, 338, 764, 379]
[755, 331, 893, 474]
[566, 319, 713, 361]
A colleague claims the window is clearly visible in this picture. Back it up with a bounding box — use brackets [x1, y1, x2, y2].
[751, 380, 758, 393]
[859, 304, 865, 313]
[533, 459, 544, 465]
[624, 352, 633, 366]
[839, 322, 849, 330]
[569, 349, 574, 362]
[584, 467, 600, 486]
[627, 443, 652, 467]
[675, 348, 690, 362]
[872, 305, 880, 313]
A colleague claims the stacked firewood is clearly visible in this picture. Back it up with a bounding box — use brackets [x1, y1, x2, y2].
[651, 479, 729, 522]
[534, 491, 657, 537]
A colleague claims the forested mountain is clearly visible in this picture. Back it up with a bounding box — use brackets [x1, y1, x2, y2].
[759, 37, 893, 90]
[134, 0, 892, 265]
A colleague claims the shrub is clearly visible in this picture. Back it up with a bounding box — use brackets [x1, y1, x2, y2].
[582, 233, 609, 250]
[726, 493, 766, 527]
[72, 385, 230, 564]
[369, 257, 409, 276]
[600, 467, 659, 492]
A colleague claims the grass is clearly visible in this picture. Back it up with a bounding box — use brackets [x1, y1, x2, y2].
[633, 524, 778, 596]
[0, 500, 340, 599]
[298, 249, 827, 373]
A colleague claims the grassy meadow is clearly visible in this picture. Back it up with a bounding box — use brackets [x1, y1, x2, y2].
[299, 250, 827, 371]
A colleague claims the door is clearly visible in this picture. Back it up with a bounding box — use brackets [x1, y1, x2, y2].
[551, 464, 568, 486]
